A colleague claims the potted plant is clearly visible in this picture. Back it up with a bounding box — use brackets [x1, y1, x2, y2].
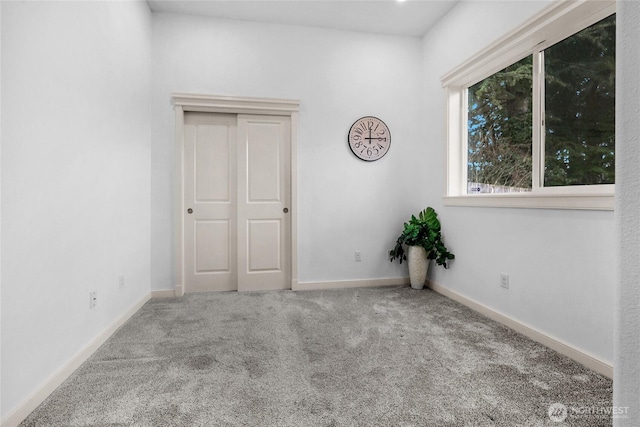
[389, 207, 454, 289]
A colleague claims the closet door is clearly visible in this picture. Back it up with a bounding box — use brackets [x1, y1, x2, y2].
[237, 115, 291, 291]
[184, 113, 237, 292]
[183, 112, 291, 292]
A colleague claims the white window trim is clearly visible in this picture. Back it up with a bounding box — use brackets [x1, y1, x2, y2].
[442, 0, 616, 211]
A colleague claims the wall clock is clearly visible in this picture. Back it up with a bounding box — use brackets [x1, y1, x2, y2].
[347, 116, 391, 162]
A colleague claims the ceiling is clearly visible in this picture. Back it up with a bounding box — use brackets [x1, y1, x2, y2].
[146, 0, 460, 38]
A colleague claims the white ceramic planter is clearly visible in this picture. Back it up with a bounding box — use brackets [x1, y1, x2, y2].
[407, 245, 429, 290]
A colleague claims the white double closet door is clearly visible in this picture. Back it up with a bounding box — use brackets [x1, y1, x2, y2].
[183, 112, 291, 292]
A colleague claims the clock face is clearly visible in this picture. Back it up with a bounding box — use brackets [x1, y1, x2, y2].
[348, 116, 391, 161]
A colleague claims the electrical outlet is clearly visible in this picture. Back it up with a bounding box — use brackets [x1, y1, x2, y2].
[355, 251, 362, 262]
[500, 273, 510, 289]
[90, 291, 97, 309]
[119, 274, 125, 289]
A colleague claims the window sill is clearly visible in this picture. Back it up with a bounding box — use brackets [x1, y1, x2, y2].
[443, 193, 613, 211]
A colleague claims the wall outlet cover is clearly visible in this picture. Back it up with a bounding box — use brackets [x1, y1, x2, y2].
[90, 291, 97, 309]
[500, 273, 509, 289]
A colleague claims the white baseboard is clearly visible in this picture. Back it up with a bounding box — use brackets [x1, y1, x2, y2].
[293, 277, 409, 291]
[150, 284, 183, 299]
[175, 283, 184, 297]
[150, 289, 176, 298]
[1, 293, 151, 427]
[427, 280, 613, 379]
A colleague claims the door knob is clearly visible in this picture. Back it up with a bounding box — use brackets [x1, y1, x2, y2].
[283, 208, 289, 213]
[187, 208, 193, 214]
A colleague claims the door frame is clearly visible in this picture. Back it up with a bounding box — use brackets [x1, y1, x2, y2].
[171, 93, 300, 296]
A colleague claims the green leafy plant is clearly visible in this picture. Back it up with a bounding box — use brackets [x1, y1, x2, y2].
[389, 207, 455, 268]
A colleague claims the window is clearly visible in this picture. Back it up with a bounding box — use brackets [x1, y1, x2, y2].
[468, 55, 533, 194]
[543, 14, 615, 188]
[442, 1, 615, 210]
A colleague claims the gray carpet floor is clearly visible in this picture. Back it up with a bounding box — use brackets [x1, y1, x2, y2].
[21, 286, 612, 426]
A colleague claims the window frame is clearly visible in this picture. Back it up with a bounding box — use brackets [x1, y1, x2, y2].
[442, 0, 616, 210]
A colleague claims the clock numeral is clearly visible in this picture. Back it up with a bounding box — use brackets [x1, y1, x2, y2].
[352, 134, 361, 141]
[377, 129, 386, 136]
[367, 148, 373, 156]
[354, 128, 363, 136]
[354, 141, 362, 149]
[377, 143, 385, 150]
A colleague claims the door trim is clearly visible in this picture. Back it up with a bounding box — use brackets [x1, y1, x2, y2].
[172, 93, 300, 296]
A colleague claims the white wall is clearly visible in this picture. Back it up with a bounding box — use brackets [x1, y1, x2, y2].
[421, 1, 615, 364]
[150, 14, 426, 289]
[615, 1, 640, 424]
[0, 1, 152, 421]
